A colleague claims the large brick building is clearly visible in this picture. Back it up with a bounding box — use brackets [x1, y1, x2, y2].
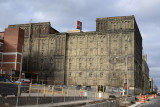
[0, 28, 24, 80]
[8, 15, 145, 94]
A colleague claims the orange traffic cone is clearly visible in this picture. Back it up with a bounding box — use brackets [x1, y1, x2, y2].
[145, 95, 147, 101]
[140, 92, 142, 97]
[79, 89, 83, 96]
[153, 94, 155, 99]
[141, 96, 145, 103]
[138, 97, 141, 102]
[155, 94, 157, 98]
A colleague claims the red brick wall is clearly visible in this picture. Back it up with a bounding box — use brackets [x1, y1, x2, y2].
[2, 63, 21, 72]
[50, 27, 59, 34]
[17, 28, 24, 53]
[3, 28, 19, 52]
[17, 54, 22, 62]
[0, 32, 4, 37]
[0, 67, 10, 75]
[2, 64, 15, 71]
[0, 27, 24, 75]
[0, 32, 4, 53]
[3, 55, 16, 62]
[16, 63, 21, 71]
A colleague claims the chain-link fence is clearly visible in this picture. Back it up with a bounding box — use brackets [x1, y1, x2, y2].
[0, 80, 109, 107]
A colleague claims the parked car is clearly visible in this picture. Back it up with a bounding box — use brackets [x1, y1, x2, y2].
[54, 85, 62, 91]
[98, 85, 106, 92]
[76, 85, 82, 90]
[15, 78, 30, 92]
[85, 86, 91, 91]
[157, 92, 160, 96]
[62, 85, 68, 89]
[0, 76, 19, 97]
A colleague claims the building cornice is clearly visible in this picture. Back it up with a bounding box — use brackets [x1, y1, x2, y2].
[3, 52, 22, 55]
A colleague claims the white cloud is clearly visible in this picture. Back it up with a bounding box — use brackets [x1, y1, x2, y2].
[33, 12, 53, 22]
[117, 0, 160, 15]
[150, 67, 160, 72]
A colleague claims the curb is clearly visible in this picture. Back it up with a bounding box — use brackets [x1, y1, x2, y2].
[129, 102, 141, 107]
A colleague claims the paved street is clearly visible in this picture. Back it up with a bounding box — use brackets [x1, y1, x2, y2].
[140, 96, 160, 107]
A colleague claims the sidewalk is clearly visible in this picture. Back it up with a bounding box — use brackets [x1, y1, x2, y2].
[20, 99, 98, 107]
[129, 102, 141, 107]
[129, 94, 154, 107]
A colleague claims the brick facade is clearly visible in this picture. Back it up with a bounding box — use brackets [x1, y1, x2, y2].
[0, 28, 24, 79]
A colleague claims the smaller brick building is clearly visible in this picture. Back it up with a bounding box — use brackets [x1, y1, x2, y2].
[0, 28, 24, 80]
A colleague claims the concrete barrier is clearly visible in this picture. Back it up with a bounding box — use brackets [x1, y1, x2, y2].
[127, 96, 135, 103]
[0, 96, 87, 106]
[82, 100, 119, 107]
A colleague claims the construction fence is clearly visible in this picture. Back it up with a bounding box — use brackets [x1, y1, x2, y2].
[0, 82, 107, 106]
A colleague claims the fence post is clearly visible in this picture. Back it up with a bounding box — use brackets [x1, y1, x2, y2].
[74, 87, 76, 101]
[75, 88, 77, 96]
[16, 82, 21, 107]
[18, 82, 21, 96]
[52, 86, 54, 103]
[83, 89, 85, 100]
[29, 83, 32, 96]
[37, 85, 40, 106]
[64, 90, 66, 102]
[52, 86, 54, 96]
[79, 89, 81, 96]
[103, 86, 104, 99]
[67, 87, 69, 96]
[96, 85, 98, 99]
[88, 89, 90, 100]
[44, 85, 46, 97]
[62, 87, 64, 96]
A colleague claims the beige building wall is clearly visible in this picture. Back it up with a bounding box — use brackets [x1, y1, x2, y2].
[142, 54, 149, 94]
[8, 22, 66, 85]
[66, 32, 134, 87]
[66, 15, 143, 94]
[8, 16, 144, 95]
[149, 77, 153, 93]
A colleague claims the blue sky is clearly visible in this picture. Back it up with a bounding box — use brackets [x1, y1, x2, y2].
[0, 0, 159, 89]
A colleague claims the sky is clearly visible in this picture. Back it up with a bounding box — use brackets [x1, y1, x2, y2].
[0, 0, 159, 89]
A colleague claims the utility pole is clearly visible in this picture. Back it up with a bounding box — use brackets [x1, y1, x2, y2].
[10, 69, 12, 81]
[16, 45, 24, 107]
